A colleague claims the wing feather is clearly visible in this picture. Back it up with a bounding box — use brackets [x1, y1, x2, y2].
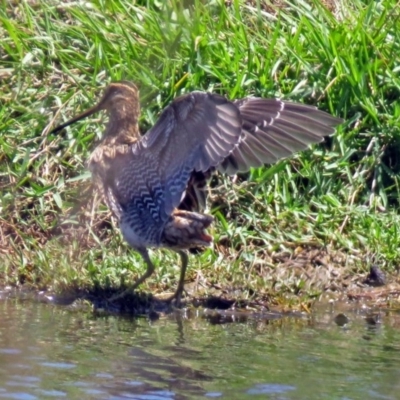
[218, 98, 342, 174]
[139, 92, 242, 213]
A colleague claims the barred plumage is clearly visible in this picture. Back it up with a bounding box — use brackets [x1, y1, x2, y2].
[51, 81, 343, 304]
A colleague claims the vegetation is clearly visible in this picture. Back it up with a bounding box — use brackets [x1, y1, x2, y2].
[1, 0, 400, 311]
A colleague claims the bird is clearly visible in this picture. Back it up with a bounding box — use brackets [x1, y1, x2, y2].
[50, 81, 342, 304]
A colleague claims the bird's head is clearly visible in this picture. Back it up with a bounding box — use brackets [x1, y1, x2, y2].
[97, 81, 139, 111]
[50, 81, 140, 134]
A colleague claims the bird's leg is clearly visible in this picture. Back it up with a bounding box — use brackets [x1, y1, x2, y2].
[108, 247, 155, 302]
[160, 210, 213, 306]
[164, 250, 189, 305]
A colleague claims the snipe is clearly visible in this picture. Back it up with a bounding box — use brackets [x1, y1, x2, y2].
[51, 81, 342, 304]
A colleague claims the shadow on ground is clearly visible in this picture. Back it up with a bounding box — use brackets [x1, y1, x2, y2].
[27, 287, 261, 318]
[2, 265, 400, 320]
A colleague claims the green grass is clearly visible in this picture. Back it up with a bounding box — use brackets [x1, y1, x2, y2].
[1, 0, 400, 307]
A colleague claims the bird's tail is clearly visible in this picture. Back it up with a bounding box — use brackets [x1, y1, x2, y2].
[161, 210, 214, 250]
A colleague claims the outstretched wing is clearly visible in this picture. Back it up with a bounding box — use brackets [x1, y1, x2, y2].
[104, 94, 342, 245]
[138, 92, 243, 216]
[107, 92, 243, 244]
[218, 98, 343, 175]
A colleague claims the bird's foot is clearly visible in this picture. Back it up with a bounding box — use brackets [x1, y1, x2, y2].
[162, 287, 189, 308]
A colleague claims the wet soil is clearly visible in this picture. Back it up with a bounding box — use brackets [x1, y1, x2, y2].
[2, 262, 400, 318]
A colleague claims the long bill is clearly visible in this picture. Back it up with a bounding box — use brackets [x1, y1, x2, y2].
[50, 102, 104, 134]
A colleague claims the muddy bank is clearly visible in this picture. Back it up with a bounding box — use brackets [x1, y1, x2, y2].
[2, 261, 400, 318]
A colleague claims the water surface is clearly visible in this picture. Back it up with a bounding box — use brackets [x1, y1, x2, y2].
[0, 299, 399, 399]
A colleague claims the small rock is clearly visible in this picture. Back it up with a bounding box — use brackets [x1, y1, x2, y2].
[334, 313, 350, 326]
[364, 265, 386, 287]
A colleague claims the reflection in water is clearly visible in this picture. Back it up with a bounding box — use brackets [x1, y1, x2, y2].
[0, 300, 206, 399]
[0, 299, 399, 399]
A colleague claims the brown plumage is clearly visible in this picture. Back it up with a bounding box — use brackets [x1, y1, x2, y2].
[51, 81, 343, 304]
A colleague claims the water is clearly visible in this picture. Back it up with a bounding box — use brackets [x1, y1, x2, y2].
[0, 299, 399, 399]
